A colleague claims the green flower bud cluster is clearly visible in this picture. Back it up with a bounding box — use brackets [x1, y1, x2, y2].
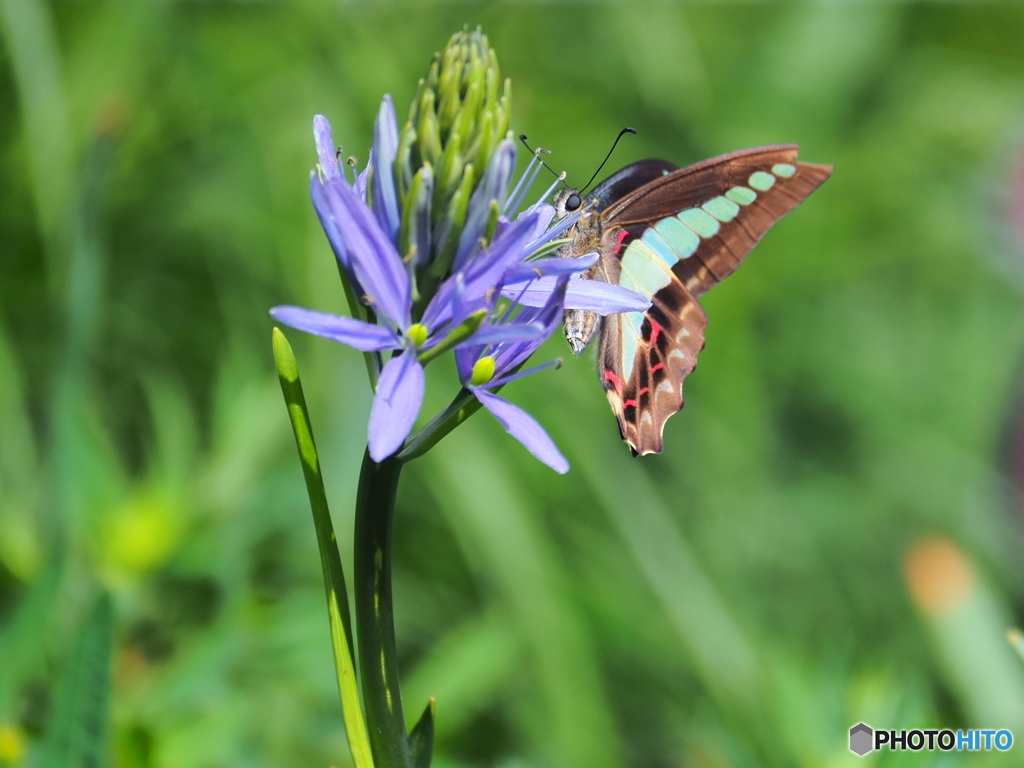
[397, 27, 512, 282]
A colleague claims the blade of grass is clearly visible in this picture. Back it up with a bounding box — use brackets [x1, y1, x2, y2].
[272, 327, 374, 768]
[407, 699, 435, 768]
[39, 594, 113, 768]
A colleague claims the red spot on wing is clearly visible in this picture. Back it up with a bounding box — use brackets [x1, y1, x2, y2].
[613, 228, 629, 255]
[649, 320, 663, 346]
[623, 399, 638, 408]
[604, 370, 623, 394]
[638, 387, 649, 396]
[651, 363, 664, 373]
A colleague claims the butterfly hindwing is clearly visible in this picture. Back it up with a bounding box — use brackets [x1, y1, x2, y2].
[593, 145, 832, 454]
[598, 275, 706, 455]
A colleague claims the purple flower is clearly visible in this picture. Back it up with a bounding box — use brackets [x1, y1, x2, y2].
[271, 108, 651, 465]
[454, 273, 579, 473]
[272, 177, 563, 462]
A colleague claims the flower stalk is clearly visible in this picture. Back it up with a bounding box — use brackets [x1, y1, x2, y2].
[354, 451, 410, 768]
[271, 26, 649, 768]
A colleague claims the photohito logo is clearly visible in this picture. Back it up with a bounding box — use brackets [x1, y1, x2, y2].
[849, 723, 1013, 756]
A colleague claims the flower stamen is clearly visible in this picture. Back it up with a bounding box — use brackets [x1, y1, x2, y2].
[533, 170, 566, 211]
[470, 356, 496, 386]
[504, 150, 545, 215]
[406, 323, 429, 348]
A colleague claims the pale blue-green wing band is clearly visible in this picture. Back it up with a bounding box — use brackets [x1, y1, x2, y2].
[702, 195, 740, 222]
[678, 207, 721, 238]
[772, 163, 797, 178]
[641, 227, 682, 267]
[748, 171, 775, 191]
[650, 216, 700, 260]
[620, 239, 673, 296]
[725, 186, 757, 205]
[619, 310, 645, 374]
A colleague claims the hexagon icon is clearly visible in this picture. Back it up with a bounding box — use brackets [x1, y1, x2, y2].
[849, 723, 874, 756]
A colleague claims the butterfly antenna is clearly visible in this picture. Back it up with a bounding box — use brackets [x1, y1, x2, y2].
[580, 127, 637, 195]
[519, 134, 569, 188]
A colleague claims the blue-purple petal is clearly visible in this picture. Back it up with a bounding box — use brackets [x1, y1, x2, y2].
[422, 205, 563, 331]
[491, 216, 510, 242]
[313, 115, 340, 181]
[356, 164, 369, 200]
[490, 275, 569, 375]
[461, 208, 554, 300]
[460, 321, 547, 346]
[270, 306, 398, 351]
[474, 389, 569, 474]
[520, 202, 556, 235]
[368, 349, 424, 461]
[453, 138, 516, 271]
[502, 276, 652, 315]
[310, 174, 352, 272]
[488, 358, 560, 389]
[565, 279, 652, 314]
[315, 177, 411, 328]
[521, 204, 570, 249]
[371, 95, 401, 243]
[502, 253, 598, 283]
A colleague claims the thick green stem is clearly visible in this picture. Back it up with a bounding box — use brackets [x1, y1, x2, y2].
[398, 389, 481, 462]
[354, 451, 412, 768]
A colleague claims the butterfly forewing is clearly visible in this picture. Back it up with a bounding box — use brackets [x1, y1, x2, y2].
[603, 145, 833, 297]
[593, 144, 832, 455]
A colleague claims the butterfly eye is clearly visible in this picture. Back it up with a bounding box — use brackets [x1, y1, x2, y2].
[565, 193, 582, 212]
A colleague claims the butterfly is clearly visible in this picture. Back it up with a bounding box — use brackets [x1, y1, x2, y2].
[554, 144, 833, 455]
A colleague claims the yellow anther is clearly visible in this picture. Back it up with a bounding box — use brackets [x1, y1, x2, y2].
[406, 323, 429, 348]
[471, 356, 496, 386]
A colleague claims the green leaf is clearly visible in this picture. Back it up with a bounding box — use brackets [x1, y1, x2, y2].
[39, 594, 114, 768]
[272, 328, 375, 768]
[408, 700, 435, 768]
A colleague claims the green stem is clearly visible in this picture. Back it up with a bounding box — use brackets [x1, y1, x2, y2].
[273, 329, 374, 768]
[354, 451, 412, 768]
[398, 389, 481, 462]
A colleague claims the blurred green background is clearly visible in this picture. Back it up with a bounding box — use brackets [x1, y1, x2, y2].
[4, 2, 1024, 767]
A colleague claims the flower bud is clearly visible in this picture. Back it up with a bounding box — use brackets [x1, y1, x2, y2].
[398, 27, 511, 282]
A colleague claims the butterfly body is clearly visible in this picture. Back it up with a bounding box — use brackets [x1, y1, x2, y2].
[557, 145, 832, 455]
